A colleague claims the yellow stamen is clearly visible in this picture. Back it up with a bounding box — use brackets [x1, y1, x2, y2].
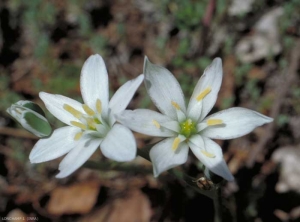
[96, 99, 102, 113]
[201, 150, 216, 158]
[70, 121, 87, 130]
[74, 132, 83, 141]
[172, 137, 181, 151]
[171, 101, 180, 110]
[152, 120, 161, 129]
[207, 119, 223, 126]
[82, 104, 95, 116]
[196, 87, 211, 101]
[63, 104, 82, 119]
[86, 118, 96, 130]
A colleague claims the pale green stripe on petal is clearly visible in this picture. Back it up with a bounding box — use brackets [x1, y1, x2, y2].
[22, 111, 52, 137]
[7, 101, 52, 137]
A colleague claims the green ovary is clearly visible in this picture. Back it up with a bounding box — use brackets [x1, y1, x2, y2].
[179, 119, 197, 138]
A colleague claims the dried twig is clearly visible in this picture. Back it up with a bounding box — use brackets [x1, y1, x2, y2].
[247, 39, 300, 167]
[0, 127, 38, 139]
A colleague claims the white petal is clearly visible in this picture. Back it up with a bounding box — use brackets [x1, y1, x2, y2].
[160, 121, 180, 133]
[80, 54, 109, 118]
[187, 100, 202, 122]
[116, 109, 177, 137]
[144, 57, 186, 120]
[175, 108, 187, 123]
[100, 124, 136, 162]
[201, 107, 273, 139]
[108, 74, 144, 125]
[150, 138, 189, 177]
[189, 136, 234, 181]
[30, 126, 79, 163]
[189, 134, 205, 148]
[39, 92, 84, 125]
[187, 58, 223, 121]
[56, 137, 102, 178]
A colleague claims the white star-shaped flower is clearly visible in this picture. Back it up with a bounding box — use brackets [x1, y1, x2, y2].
[30, 54, 144, 178]
[117, 57, 272, 181]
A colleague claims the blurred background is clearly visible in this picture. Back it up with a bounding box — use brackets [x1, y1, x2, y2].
[0, 0, 300, 221]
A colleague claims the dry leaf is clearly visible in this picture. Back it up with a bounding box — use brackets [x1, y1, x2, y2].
[46, 181, 100, 215]
[79, 189, 152, 222]
[274, 206, 300, 221]
[272, 145, 300, 193]
[235, 8, 283, 63]
[247, 66, 267, 80]
[227, 137, 251, 174]
[228, 0, 255, 16]
[289, 116, 300, 140]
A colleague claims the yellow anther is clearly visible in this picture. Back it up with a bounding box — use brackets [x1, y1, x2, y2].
[201, 150, 216, 158]
[152, 120, 161, 129]
[196, 87, 211, 101]
[82, 104, 95, 116]
[70, 121, 87, 130]
[172, 137, 181, 151]
[207, 119, 223, 126]
[96, 99, 102, 113]
[74, 132, 83, 141]
[63, 104, 82, 119]
[86, 118, 96, 130]
[171, 101, 180, 110]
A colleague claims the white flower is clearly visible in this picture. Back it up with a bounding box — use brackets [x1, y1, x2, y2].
[30, 54, 144, 178]
[117, 57, 273, 181]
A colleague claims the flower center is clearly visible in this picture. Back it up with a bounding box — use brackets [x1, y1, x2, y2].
[63, 99, 108, 140]
[179, 118, 197, 138]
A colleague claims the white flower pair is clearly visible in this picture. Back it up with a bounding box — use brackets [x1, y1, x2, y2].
[30, 54, 272, 180]
[30, 55, 143, 178]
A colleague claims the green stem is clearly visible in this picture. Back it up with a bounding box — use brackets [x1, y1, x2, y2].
[213, 186, 222, 222]
[83, 160, 152, 174]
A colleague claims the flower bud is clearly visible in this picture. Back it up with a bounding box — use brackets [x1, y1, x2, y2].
[7, 100, 52, 137]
